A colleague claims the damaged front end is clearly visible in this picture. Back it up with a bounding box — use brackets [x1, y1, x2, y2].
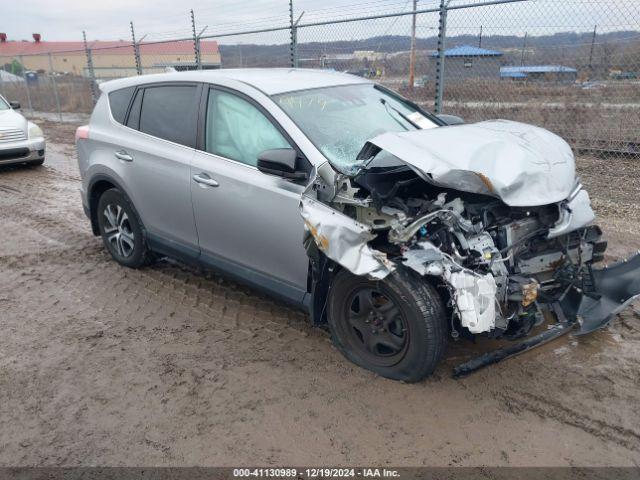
[301, 120, 640, 374]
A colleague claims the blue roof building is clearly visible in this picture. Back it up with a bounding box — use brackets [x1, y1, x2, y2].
[430, 45, 504, 57]
[500, 65, 578, 82]
[429, 45, 504, 80]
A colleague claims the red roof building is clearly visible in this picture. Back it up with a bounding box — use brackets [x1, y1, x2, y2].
[0, 35, 220, 79]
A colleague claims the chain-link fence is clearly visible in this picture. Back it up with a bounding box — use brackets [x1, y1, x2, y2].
[1, 0, 638, 158]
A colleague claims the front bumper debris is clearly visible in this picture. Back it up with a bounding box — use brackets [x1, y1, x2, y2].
[453, 321, 575, 378]
[454, 252, 640, 376]
[561, 252, 640, 335]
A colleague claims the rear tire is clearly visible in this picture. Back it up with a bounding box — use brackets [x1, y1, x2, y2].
[97, 188, 151, 268]
[328, 268, 447, 382]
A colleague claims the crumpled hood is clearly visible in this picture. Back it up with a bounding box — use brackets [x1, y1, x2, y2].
[0, 108, 27, 131]
[364, 119, 576, 207]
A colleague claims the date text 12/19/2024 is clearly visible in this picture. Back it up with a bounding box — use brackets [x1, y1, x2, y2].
[233, 468, 401, 478]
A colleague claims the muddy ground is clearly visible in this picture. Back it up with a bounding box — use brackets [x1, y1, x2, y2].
[0, 118, 639, 467]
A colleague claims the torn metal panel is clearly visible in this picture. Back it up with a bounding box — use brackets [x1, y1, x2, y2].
[300, 195, 394, 279]
[401, 243, 444, 276]
[547, 189, 596, 239]
[402, 242, 501, 334]
[364, 120, 576, 207]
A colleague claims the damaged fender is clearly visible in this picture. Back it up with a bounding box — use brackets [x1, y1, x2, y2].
[300, 194, 394, 280]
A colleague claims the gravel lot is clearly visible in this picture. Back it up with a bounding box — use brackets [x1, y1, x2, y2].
[0, 118, 639, 467]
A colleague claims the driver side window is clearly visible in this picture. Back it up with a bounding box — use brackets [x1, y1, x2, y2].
[205, 89, 291, 166]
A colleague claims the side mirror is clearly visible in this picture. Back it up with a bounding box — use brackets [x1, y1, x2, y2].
[9, 101, 20, 110]
[257, 148, 307, 180]
[436, 114, 464, 125]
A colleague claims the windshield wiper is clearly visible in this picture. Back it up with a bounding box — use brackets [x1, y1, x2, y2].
[380, 98, 420, 129]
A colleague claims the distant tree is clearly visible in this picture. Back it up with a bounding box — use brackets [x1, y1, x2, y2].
[10, 59, 23, 76]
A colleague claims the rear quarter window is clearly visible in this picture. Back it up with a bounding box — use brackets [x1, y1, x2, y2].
[138, 85, 199, 148]
[108, 87, 135, 124]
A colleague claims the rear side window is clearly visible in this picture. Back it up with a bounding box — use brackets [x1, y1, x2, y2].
[139, 85, 198, 147]
[108, 87, 135, 124]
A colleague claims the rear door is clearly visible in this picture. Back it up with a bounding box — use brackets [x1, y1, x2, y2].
[115, 83, 201, 253]
[190, 86, 310, 303]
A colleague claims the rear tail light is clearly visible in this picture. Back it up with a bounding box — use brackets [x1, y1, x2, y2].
[75, 125, 90, 142]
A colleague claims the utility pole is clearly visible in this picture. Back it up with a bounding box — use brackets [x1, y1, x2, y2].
[520, 32, 527, 66]
[478, 25, 482, 48]
[130, 21, 142, 75]
[588, 24, 597, 77]
[408, 0, 418, 90]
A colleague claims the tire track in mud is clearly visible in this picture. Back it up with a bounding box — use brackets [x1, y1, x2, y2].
[498, 388, 640, 451]
[0, 166, 317, 348]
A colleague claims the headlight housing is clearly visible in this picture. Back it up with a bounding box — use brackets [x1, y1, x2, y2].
[28, 122, 43, 139]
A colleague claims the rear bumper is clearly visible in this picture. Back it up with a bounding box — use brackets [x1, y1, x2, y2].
[0, 138, 45, 166]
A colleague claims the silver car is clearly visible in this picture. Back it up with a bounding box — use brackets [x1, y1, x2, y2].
[76, 69, 640, 381]
[0, 95, 45, 167]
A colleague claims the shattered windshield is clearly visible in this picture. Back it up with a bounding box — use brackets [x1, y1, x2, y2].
[273, 84, 437, 174]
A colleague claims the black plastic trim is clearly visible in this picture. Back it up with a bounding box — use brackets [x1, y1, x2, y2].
[147, 232, 308, 309]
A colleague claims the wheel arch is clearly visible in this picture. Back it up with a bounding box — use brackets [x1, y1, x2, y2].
[88, 174, 143, 237]
[305, 239, 342, 326]
[306, 243, 450, 330]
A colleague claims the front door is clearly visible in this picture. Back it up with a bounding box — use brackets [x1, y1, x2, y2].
[190, 87, 310, 303]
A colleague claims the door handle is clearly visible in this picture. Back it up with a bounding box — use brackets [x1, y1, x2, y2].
[192, 173, 219, 187]
[115, 150, 133, 162]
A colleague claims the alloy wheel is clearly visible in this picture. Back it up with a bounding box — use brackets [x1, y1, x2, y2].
[102, 204, 135, 258]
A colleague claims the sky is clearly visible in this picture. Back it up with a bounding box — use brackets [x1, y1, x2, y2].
[2, 0, 638, 45]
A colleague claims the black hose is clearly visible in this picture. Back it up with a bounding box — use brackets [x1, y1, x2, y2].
[499, 228, 548, 255]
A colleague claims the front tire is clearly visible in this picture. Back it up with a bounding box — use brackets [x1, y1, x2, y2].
[97, 188, 150, 268]
[328, 269, 447, 382]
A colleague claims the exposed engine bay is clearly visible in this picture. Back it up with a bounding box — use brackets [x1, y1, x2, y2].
[301, 121, 640, 374]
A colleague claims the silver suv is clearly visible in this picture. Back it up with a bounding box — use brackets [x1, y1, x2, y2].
[77, 69, 640, 381]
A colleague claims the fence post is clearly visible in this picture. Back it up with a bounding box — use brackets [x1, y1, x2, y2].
[191, 9, 202, 70]
[0, 63, 5, 98]
[48, 53, 63, 122]
[289, 0, 296, 67]
[83, 31, 98, 104]
[433, 0, 448, 114]
[408, 0, 417, 90]
[130, 21, 143, 75]
[18, 55, 34, 114]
